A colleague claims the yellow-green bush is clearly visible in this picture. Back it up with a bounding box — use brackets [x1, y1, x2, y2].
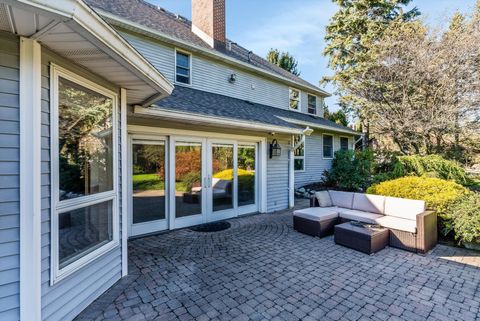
[367, 176, 469, 219]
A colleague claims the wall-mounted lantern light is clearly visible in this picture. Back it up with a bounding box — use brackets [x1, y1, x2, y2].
[269, 139, 282, 158]
[229, 73, 237, 84]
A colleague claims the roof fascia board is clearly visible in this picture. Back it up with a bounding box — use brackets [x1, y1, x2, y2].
[96, 9, 331, 97]
[134, 106, 303, 134]
[7, 0, 174, 96]
[278, 117, 357, 135]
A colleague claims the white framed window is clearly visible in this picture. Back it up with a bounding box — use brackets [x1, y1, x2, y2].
[293, 134, 305, 171]
[289, 88, 301, 111]
[323, 134, 334, 159]
[340, 137, 349, 151]
[50, 64, 119, 284]
[307, 94, 317, 114]
[175, 49, 191, 85]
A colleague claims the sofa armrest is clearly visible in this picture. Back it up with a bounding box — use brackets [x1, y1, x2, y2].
[310, 196, 320, 207]
[416, 210, 437, 253]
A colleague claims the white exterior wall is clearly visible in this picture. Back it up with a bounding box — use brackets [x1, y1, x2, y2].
[120, 31, 323, 115]
[40, 49, 124, 321]
[294, 133, 355, 188]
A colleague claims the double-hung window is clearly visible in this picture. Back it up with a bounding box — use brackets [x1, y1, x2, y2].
[307, 94, 317, 114]
[176, 50, 191, 84]
[51, 65, 119, 283]
[289, 88, 300, 110]
[293, 135, 305, 171]
[340, 137, 349, 151]
[323, 134, 334, 158]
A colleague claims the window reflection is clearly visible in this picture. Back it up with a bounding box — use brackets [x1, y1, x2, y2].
[58, 77, 113, 200]
[238, 145, 256, 207]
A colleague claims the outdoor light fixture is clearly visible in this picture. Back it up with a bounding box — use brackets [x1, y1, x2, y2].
[229, 73, 237, 83]
[303, 126, 314, 136]
[269, 139, 282, 158]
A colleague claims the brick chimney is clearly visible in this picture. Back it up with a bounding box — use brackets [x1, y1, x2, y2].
[192, 0, 226, 49]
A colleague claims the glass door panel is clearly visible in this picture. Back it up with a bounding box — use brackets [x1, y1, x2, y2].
[211, 144, 234, 212]
[131, 140, 167, 236]
[174, 142, 203, 218]
[238, 145, 256, 207]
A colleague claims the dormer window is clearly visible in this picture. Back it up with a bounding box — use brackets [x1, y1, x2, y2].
[289, 88, 300, 110]
[175, 50, 191, 84]
[308, 94, 317, 114]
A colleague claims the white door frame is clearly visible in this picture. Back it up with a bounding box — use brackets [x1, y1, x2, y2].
[127, 125, 268, 231]
[237, 142, 260, 216]
[207, 139, 238, 222]
[169, 136, 207, 229]
[128, 135, 169, 237]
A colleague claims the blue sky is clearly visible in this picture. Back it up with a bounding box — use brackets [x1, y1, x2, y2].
[150, 0, 477, 110]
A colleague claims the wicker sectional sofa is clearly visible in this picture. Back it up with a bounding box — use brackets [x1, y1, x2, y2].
[293, 191, 437, 254]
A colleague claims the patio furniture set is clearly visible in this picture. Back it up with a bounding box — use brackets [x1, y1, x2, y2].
[293, 190, 438, 254]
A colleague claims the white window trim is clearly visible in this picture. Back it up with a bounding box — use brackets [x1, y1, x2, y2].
[307, 94, 317, 115]
[50, 64, 120, 285]
[289, 87, 301, 112]
[174, 48, 192, 86]
[339, 136, 350, 151]
[293, 134, 305, 172]
[322, 134, 334, 159]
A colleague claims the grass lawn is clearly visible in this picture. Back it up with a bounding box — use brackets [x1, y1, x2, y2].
[133, 173, 190, 192]
[133, 173, 165, 190]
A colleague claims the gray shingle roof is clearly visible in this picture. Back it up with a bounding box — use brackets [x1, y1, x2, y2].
[152, 86, 356, 134]
[84, 0, 327, 94]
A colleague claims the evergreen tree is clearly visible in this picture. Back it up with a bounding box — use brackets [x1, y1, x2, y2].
[266, 49, 301, 76]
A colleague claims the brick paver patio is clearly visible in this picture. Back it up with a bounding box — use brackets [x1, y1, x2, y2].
[76, 201, 480, 321]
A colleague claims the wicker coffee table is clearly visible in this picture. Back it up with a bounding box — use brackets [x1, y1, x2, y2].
[334, 222, 389, 254]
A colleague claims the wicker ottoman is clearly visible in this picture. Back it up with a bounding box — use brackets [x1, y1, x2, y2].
[293, 207, 339, 238]
[334, 222, 389, 254]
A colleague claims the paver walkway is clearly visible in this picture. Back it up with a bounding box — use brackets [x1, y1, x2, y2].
[76, 202, 480, 321]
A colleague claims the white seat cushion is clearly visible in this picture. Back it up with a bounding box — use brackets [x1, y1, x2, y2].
[352, 193, 385, 214]
[339, 209, 384, 224]
[376, 216, 417, 233]
[384, 197, 425, 220]
[328, 191, 354, 209]
[293, 207, 339, 221]
[315, 191, 333, 207]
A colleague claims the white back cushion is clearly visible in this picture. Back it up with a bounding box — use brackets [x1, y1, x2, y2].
[315, 191, 333, 207]
[384, 196, 425, 220]
[328, 191, 354, 209]
[352, 193, 386, 214]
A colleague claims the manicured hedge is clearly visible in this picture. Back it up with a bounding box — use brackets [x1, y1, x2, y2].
[367, 176, 469, 221]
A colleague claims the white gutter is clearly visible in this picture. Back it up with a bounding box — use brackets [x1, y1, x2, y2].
[134, 106, 303, 135]
[95, 9, 331, 98]
[278, 117, 357, 135]
[7, 0, 174, 99]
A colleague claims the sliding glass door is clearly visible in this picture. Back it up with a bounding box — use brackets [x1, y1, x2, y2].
[170, 138, 207, 229]
[237, 144, 257, 215]
[130, 139, 167, 236]
[130, 135, 260, 235]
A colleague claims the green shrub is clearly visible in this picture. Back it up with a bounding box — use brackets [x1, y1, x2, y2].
[367, 177, 469, 228]
[450, 193, 480, 244]
[323, 149, 375, 191]
[392, 155, 470, 185]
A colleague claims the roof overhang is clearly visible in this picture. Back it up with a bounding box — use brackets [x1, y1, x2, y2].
[133, 106, 303, 135]
[278, 117, 358, 135]
[0, 0, 174, 105]
[94, 9, 331, 98]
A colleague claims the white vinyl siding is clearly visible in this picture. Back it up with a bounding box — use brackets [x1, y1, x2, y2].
[41, 49, 123, 321]
[295, 133, 354, 188]
[120, 31, 289, 109]
[0, 33, 20, 321]
[266, 136, 290, 212]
